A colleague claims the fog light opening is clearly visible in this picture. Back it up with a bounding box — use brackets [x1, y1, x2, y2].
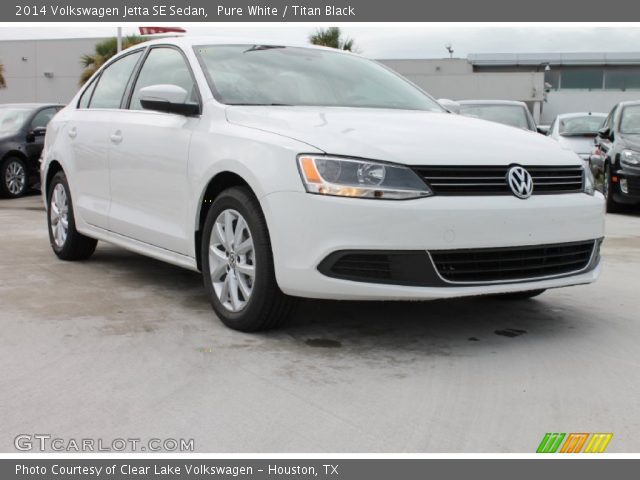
[620, 178, 629, 194]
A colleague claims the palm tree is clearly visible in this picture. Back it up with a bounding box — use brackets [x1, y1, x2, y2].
[309, 27, 356, 52]
[0, 63, 6, 88]
[80, 35, 147, 85]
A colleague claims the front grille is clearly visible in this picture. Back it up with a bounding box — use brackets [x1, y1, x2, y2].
[414, 165, 584, 196]
[625, 176, 640, 196]
[430, 240, 596, 283]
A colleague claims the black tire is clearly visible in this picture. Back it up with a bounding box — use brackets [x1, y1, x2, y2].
[0, 156, 28, 198]
[47, 171, 97, 260]
[492, 289, 546, 300]
[201, 186, 296, 332]
[603, 163, 620, 213]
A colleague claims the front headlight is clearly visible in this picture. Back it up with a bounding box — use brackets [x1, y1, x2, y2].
[621, 149, 640, 168]
[583, 163, 595, 195]
[297, 155, 432, 200]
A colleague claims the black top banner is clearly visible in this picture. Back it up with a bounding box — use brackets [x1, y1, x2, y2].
[7, 0, 640, 22]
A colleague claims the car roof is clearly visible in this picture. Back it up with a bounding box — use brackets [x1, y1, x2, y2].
[556, 112, 607, 119]
[457, 100, 528, 107]
[618, 100, 640, 108]
[126, 35, 353, 55]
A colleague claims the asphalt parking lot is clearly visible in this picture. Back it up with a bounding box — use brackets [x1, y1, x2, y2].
[1, 193, 639, 453]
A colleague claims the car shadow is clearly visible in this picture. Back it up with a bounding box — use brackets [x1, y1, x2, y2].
[87, 244, 590, 358]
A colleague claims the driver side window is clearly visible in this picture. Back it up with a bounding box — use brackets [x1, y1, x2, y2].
[129, 47, 197, 111]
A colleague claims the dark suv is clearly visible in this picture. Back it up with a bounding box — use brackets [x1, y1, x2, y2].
[0, 103, 63, 198]
[591, 100, 640, 212]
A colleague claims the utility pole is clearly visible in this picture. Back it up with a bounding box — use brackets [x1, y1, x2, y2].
[117, 27, 122, 52]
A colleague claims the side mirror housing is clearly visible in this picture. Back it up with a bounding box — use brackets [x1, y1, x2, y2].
[26, 126, 47, 142]
[139, 84, 200, 116]
[597, 127, 611, 139]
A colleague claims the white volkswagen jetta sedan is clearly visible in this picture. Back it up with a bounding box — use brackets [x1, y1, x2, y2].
[41, 37, 605, 331]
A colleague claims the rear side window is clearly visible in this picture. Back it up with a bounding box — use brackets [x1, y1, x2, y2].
[78, 79, 97, 108]
[129, 47, 197, 110]
[89, 50, 143, 109]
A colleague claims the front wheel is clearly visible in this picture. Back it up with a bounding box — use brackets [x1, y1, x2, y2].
[47, 171, 97, 260]
[201, 187, 296, 331]
[0, 157, 28, 198]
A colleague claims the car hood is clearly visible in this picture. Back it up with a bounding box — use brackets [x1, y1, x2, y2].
[225, 106, 580, 166]
[557, 135, 597, 156]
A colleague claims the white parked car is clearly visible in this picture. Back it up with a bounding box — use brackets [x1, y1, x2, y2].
[458, 100, 538, 132]
[41, 37, 605, 331]
[547, 112, 607, 161]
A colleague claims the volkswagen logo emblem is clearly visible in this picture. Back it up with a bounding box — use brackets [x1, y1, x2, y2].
[507, 166, 534, 199]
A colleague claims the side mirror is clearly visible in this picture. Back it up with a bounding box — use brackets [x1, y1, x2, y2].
[536, 125, 550, 135]
[139, 84, 200, 116]
[26, 126, 46, 142]
[597, 127, 611, 139]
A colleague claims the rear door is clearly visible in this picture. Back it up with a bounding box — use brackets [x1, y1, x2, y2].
[64, 49, 143, 229]
[107, 46, 201, 255]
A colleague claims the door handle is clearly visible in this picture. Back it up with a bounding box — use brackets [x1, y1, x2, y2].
[68, 127, 77, 139]
[110, 131, 123, 145]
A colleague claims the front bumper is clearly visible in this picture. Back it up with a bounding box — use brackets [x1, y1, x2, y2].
[261, 191, 605, 300]
[612, 165, 640, 204]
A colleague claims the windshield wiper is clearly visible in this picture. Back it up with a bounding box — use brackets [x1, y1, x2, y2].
[243, 45, 286, 53]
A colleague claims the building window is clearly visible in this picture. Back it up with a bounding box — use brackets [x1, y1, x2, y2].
[560, 69, 604, 89]
[604, 69, 640, 90]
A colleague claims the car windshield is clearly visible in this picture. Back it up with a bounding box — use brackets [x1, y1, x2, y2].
[459, 104, 531, 130]
[0, 108, 30, 134]
[558, 115, 606, 136]
[620, 105, 640, 134]
[194, 45, 444, 111]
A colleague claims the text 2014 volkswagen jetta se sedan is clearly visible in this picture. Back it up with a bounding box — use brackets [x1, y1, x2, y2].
[41, 37, 605, 331]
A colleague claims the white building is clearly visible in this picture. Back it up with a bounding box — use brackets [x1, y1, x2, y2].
[380, 52, 640, 124]
[0, 37, 107, 104]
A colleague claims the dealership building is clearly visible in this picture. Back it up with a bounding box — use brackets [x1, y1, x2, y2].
[1, 37, 639, 124]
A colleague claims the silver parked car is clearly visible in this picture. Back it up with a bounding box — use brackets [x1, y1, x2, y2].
[458, 100, 537, 132]
[547, 112, 607, 161]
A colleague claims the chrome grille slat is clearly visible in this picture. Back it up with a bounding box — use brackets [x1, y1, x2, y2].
[415, 165, 584, 196]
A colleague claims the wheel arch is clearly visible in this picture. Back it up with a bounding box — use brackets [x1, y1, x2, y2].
[44, 160, 64, 202]
[195, 171, 257, 271]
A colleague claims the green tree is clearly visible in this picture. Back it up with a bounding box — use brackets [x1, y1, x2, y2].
[0, 63, 6, 88]
[80, 35, 147, 85]
[309, 27, 356, 51]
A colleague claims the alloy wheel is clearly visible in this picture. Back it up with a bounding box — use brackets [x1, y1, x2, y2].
[209, 209, 256, 312]
[5, 160, 26, 196]
[50, 183, 69, 248]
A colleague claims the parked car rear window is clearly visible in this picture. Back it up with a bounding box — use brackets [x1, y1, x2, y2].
[558, 115, 606, 136]
[195, 45, 443, 111]
[459, 104, 530, 130]
[620, 105, 640, 134]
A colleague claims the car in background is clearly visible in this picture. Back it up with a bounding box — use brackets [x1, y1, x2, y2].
[458, 100, 537, 132]
[591, 101, 640, 212]
[547, 112, 607, 163]
[0, 103, 64, 198]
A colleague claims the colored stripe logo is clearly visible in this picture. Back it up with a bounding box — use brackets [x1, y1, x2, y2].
[537, 433, 612, 453]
